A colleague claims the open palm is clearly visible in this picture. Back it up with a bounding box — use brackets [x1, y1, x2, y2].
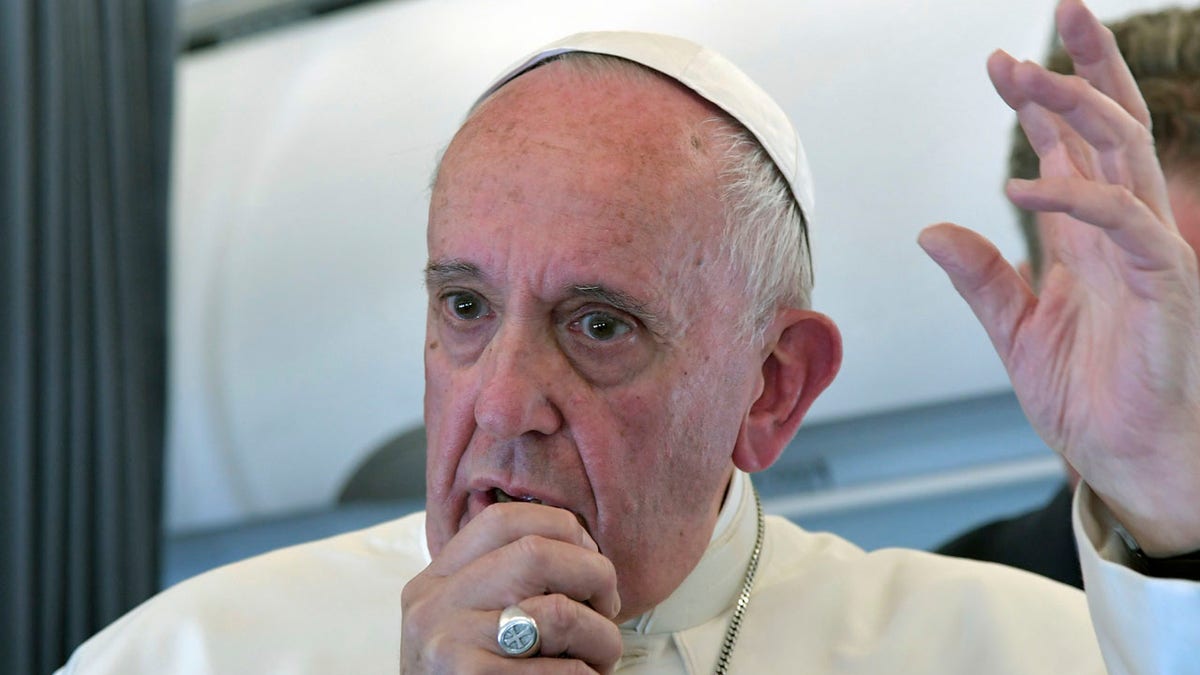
[921, 0, 1200, 556]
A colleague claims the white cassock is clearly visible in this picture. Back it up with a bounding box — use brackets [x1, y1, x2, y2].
[56, 470, 1199, 674]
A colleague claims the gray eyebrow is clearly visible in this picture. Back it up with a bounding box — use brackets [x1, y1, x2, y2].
[423, 263, 666, 339]
[572, 284, 665, 339]
[424, 260, 482, 288]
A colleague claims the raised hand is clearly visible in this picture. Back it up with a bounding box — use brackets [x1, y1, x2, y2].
[400, 503, 621, 673]
[920, 0, 1200, 556]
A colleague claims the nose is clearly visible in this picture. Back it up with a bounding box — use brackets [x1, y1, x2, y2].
[473, 327, 563, 439]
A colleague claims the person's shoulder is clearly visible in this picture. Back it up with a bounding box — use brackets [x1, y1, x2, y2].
[753, 516, 1102, 673]
[58, 511, 430, 675]
[761, 514, 1086, 612]
[760, 514, 867, 570]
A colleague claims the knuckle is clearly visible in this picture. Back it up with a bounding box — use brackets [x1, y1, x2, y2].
[550, 505, 579, 530]
[1111, 185, 1140, 214]
[475, 501, 508, 527]
[1098, 25, 1117, 48]
[596, 551, 617, 581]
[404, 627, 471, 675]
[401, 574, 447, 624]
[592, 554, 619, 600]
[512, 533, 553, 567]
[423, 633, 457, 664]
[1129, 123, 1154, 151]
[400, 575, 427, 610]
[540, 593, 581, 631]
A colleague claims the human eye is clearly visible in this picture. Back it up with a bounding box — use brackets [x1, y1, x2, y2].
[442, 290, 491, 321]
[572, 310, 632, 342]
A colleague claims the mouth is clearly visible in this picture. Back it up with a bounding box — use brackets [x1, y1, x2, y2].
[490, 488, 590, 532]
[492, 487, 544, 505]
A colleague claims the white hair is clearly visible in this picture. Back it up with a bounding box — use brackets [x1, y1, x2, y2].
[713, 122, 812, 344]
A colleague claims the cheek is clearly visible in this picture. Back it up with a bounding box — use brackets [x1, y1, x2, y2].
[662, 353, 756, 469]
[589, 384, 736, 571]
[423, 345, 476, 494]
[574, 388, 674, 511]
[598, 366, 740, 495]
[422, 348, 480, 556]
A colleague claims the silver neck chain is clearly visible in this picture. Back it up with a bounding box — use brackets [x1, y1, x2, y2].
[713, 486, 764, 675]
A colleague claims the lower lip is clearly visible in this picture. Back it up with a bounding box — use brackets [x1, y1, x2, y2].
[465, 490, 591, 534]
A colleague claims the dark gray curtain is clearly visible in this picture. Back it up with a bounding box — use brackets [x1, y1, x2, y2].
[1, 1, 175, 672]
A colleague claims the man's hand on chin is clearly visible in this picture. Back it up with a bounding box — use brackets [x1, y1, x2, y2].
[400, 503, 621, 673]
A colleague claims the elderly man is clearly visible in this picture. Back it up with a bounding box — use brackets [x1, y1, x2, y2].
[59, 0, 1199, 672]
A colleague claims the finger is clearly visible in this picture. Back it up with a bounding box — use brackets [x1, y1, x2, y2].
[509, 595, 622, 673]
[404, 608, 605, 675]
[1009, 62, 1157, 185]
[918, 223, 1034, 362]
[456, 536, 621, 619]
[987, 49, 1027, 111]
[989, 48, 1159, 197]
[1002, 60, 1172, 221]
[435, 502, 600, 573]
[485, 660, 602, 675]
[1007, 177, 1181, 279]
[988, 52, 1098, 182]
[1054, 0, 1151, 127]
[989, 53, 1063, 158]
[454, 651, 604, 675]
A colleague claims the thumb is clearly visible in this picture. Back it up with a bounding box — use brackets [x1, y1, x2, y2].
[918, 222, 1035, 362]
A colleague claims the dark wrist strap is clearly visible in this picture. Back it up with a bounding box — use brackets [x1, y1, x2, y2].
[1116, 525, 1200, 581]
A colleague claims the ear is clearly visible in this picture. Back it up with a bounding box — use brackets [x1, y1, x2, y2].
[733, 309, 842, 473]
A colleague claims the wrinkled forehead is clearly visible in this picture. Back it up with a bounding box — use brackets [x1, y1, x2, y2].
[431, 62, 728, 248]
[465, 31, 813, 219]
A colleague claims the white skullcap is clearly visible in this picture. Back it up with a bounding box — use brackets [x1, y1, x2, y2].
[474, 31, 815, 219]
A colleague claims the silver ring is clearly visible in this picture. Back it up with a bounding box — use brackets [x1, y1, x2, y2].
[497, 605, 540, 657]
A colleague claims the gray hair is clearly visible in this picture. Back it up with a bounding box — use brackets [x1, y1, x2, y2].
[439, 52, 813, 344]
[714, 122, 812, 343]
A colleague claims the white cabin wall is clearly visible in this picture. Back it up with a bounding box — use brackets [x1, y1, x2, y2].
[166, 0, 1179, 532]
